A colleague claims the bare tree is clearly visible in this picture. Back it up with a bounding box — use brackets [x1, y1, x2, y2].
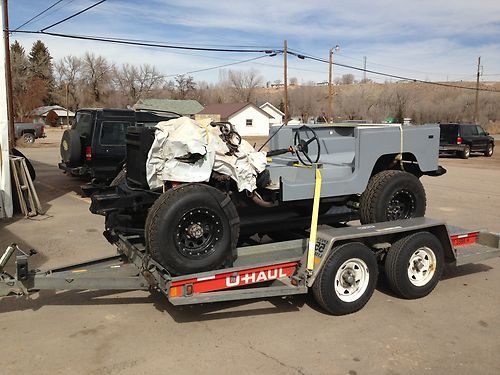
[81, 52, 113, 104]
[173, 75, 196, 99]
[54, 55, 82, 110]
[341, 74, 355, 85]
[114, 63, 165, 105]
[224, 68, 263, 102]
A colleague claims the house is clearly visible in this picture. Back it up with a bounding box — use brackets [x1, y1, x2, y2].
[259, 102, 284, 126]
[133, 99, 204, 117]
[196, 103, 272, 137]
[30, 105, 75, 126]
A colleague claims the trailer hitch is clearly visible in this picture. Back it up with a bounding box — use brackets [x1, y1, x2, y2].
[0, 244, 37, 296]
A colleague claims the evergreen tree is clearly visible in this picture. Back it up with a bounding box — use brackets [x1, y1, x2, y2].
[28, 40, 55, 104]
[10, 41, 29, 120]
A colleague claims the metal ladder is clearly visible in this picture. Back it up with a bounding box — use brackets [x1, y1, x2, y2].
[9, 156, 42, 217]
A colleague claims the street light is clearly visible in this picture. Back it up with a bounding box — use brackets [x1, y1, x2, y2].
[328, 45, 340, 123]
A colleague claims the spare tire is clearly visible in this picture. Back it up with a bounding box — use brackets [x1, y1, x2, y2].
[145, 184, 239, 275]
[60, 129, 83, 167]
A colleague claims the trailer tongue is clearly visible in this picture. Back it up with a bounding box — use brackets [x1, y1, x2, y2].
[1, 218, 499, 315]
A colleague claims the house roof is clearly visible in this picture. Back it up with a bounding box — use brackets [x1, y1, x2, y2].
[134, 99, 204, 115]
[198, 102, 272, 119]
[259, 102, 284, 116]
[30, 105, 69, 116]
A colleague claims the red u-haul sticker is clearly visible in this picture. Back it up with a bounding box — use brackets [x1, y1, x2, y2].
[169, 262, 298, 298]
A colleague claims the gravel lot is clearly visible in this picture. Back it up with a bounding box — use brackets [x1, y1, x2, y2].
[1, 128, 499, 375]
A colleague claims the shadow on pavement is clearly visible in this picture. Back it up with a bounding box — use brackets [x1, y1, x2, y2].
[0, 261, 494, 319]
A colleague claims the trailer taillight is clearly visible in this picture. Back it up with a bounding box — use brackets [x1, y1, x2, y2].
[450, 232, 478, 247]
[456, 137, 462, 144]
[85, 146, 92, 161]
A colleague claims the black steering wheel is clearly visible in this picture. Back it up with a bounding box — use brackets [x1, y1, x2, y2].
[293, 125, 321, 166]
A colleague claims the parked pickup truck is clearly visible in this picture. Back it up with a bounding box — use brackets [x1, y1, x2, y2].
[14, 122, 46, 144]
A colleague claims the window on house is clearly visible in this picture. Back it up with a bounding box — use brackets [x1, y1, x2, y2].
[246, 119, 253, 126]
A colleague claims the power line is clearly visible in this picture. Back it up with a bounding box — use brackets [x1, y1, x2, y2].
[164, 55, 272, 78]
[287, 51, 500, 93]
[10, 28, 499, 92]
[288, 48, 481, 80]
[41, 0, 107, 32]
[63, 34, 280, 50]
[12, 0, 65, 31]
[28, 0, 78, 26]
[13, 30, 281, 54]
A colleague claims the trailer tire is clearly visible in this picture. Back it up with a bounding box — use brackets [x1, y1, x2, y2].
[359, 170, 426, 224]
[312, 242, 378, 315]
[384, 231, 444, 299]
[146, 184, 239, 275]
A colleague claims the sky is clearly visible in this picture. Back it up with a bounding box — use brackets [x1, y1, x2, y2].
[8, 0, 500, 84]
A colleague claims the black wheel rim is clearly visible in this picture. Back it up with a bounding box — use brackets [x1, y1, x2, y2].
[175, 207, 223, 259]
[386, 189, 416, 220]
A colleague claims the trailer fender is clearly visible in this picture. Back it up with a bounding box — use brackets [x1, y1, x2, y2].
[307, 218, 455, 287]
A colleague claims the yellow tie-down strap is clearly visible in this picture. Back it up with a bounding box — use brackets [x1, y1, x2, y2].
[307, 167, 322, 272]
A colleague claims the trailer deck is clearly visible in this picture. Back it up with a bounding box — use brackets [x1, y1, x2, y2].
[1, 217, 499, 315]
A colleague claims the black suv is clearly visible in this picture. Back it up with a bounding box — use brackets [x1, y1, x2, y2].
[439, 123, 494, 159]
[59, 108, 178, 182]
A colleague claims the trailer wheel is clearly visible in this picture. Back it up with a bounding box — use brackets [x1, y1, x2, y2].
[359, 170, 426, 224]
[146, 184, 239, 275]
[312, 242, 378, 315]
[384, 231, 444, 299]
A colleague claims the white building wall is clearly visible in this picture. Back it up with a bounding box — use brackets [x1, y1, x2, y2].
[0, 5, 12, 218]
[260, 104, 283, 125]
[229, 107, 270, 137]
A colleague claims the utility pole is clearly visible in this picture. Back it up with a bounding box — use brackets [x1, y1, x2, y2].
[363, 56, 367, 82]
[2, 0, 15, 149]
[327, 45, 340, 123]
[65, 82, 69, 127]
[283, 40, 288, 125]
[473, 56, 481, 124]
[328, 48, 333, 123]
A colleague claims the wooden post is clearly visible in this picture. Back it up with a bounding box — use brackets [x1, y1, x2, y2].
[2, 0, 15, 149]
[284, 40, 288, 125]
[473, 56, 481, 124]
[328, 48, 333, 123]
[65, 82, 69, 127]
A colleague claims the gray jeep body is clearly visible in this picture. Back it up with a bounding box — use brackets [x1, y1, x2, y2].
[266, 123, 440, 201]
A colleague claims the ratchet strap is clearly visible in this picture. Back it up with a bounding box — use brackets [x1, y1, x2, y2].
[394, 124, 404, 170]
[307, 167, 322, 272]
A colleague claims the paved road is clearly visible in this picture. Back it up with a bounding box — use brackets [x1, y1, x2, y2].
[1, 129, 499, 375]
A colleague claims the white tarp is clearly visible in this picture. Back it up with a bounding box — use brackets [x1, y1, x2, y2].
[147, 117, 267, 192]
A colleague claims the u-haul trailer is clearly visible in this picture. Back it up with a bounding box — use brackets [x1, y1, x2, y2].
[1, 217, 499, 315]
